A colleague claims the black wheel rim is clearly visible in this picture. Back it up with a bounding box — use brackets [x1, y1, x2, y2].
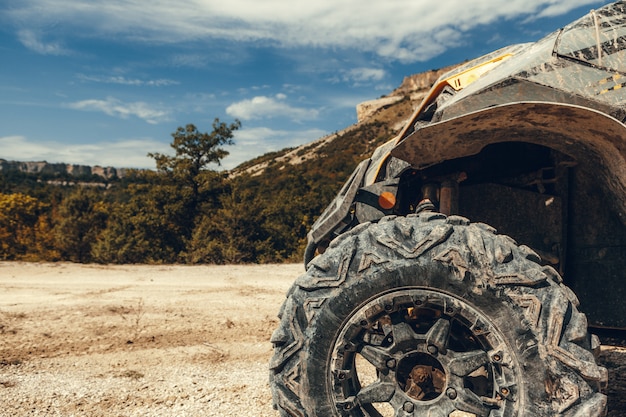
[330, 288, 521, 417]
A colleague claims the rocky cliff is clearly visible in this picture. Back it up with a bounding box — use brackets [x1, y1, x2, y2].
[356, 65, 458, 122]
[0, 159, 126, 179]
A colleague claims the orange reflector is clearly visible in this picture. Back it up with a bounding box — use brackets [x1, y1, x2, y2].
[378, 192, 396, 210]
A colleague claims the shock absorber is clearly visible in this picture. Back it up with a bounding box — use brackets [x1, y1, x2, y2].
[439, 179, 459, 216]
[421, 183, 439, 206]
[418, 173, 465, 216]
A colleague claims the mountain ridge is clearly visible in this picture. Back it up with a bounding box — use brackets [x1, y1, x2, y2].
[0, 158, 128, 179]
[232, 64, 457, 177]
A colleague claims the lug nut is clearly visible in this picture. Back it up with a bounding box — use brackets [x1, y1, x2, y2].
[403, 402, 415, 412]
[386, 358, 396, 369]
[446, 388, 457, 400]
[427, 345, 438, 355]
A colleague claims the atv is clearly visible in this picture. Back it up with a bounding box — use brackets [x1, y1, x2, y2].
[270, 2, 626, 416]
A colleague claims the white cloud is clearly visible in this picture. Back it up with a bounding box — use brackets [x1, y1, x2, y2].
[169, 54, 210, 68]
[337, 67, 389, 87]
[17, 29, 71, 55]
[226, 94, 318, 122]
[0, 135, 167, 169]
[6, 0, 607, 63]
[535, 0, 604, 18]
[345, 68, 386, 84]
[0, 135, 55, 156]
[223, 127, 326, 169]
[66, 97, 171, 124]
[0, 128, 328, 170]
[77, 74, 179, 87]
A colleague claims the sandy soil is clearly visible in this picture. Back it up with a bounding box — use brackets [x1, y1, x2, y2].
[0, 262, 624, 416]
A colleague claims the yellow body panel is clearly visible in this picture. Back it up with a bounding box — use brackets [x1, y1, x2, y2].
[368, 53, 515, 185]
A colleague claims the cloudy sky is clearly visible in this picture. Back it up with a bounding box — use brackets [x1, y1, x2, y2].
[0, 0, 614, 170]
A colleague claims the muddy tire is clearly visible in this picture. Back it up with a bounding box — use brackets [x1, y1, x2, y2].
[270, 212, 607, 416]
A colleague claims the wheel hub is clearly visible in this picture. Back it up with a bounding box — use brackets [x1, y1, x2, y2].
[397, 352, 446, 401]
[330, 288, 520, 416]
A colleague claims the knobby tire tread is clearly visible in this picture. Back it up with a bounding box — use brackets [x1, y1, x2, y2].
[270, 212, 607, 417]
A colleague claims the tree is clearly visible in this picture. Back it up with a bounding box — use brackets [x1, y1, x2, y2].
[91, 183, 188, 264]
[0, 193, 49, 260]
[183, 186, 271, 264]
[53, 188, 108, 263]
[148, 119, 241, 209]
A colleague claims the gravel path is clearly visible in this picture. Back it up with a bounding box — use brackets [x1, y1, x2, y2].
[0, 262, 301, 417]
[0, 262, 624, 416]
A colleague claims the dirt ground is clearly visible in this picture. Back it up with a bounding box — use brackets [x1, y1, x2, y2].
[0, 262, 624, 417]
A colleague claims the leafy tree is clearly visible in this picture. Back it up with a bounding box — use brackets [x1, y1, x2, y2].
[92, 183, 188, 263]
[144, 119, 241, 254]
[0, 193, 49, 260]
[183, 186, 271, 264]
[53, 188, 108, 263]
[148, 119, 240, 209]
[31, 214, 60, 261]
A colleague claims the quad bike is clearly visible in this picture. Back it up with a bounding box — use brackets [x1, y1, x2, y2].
[270, 2, 626, 416]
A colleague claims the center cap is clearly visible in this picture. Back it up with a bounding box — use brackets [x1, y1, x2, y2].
[397, 351, 446, 401]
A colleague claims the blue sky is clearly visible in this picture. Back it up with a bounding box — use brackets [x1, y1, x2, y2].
[0, 0, 614, 170]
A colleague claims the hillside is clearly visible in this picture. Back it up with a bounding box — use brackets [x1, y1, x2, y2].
[232, 65, 455, 178]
